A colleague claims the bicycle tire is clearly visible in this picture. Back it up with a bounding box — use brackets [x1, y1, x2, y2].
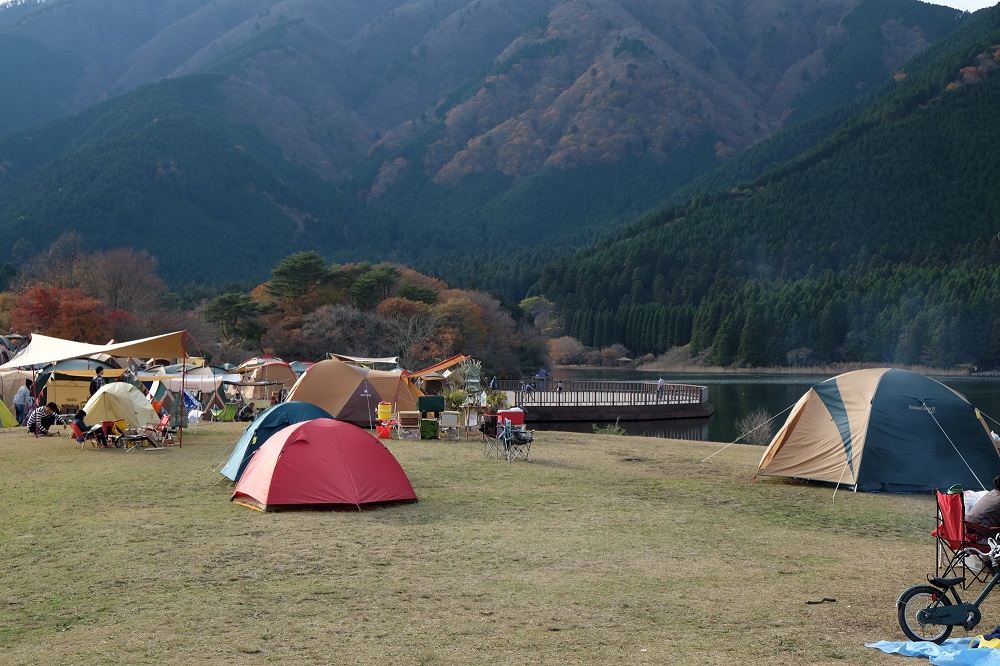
[897, 585, 953, 644]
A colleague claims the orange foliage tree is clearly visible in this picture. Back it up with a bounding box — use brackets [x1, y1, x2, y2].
[11, 286, 113, 341]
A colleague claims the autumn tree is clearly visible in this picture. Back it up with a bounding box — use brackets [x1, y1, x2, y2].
[75, 247, 167, 315]
[549, 336, 587, 364]
[378, 298, 440, 369]
[296, 305, 388, 360]
[11, 286, 112, 341]
[17, 232, 86, 289]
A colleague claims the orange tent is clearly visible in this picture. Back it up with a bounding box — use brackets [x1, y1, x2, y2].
[284, 359, 423, 428]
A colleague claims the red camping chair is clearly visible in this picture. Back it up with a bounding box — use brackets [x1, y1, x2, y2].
[70, 422, 104, 450]
[932, 489, 1000, 588]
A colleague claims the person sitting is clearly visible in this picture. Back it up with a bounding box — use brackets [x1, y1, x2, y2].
[73, 409, 109, 447]
[967, 475, 1000, 533]
[26, 402, 60, 436]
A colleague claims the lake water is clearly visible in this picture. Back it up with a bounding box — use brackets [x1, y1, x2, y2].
[550, 368, 1000, 444]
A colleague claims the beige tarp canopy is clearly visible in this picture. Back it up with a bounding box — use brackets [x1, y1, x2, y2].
[0, 331, 187, 370]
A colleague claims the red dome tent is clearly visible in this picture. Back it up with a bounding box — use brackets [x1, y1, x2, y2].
[231, 418, 417, 511]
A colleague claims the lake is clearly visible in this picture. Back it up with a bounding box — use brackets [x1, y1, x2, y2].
[550, 368, 1000, 445]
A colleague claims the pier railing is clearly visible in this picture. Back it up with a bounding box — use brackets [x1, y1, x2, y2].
[496, 380, 709, 408]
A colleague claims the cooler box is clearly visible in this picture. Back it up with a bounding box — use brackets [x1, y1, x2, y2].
[420, 419, 439, 440]
[418, 395, 445, 414]
[498, 408, 524, 426]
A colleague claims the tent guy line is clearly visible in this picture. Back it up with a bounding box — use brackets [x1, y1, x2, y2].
[701, 403, 795, 463]
[923, 399, 988, 492]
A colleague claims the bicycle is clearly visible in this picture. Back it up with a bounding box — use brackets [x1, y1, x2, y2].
[897, 536, 1000, 643]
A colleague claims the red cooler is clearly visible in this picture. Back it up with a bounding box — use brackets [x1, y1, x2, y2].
[498, 409, 524, 426]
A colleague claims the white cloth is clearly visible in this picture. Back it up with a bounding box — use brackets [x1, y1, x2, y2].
[965, 490, 989, 514]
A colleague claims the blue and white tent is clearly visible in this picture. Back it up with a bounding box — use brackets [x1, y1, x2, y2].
[221, 401, 333, 482]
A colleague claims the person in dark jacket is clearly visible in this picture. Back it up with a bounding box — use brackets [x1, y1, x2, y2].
[73, 409, 109, 447]
[89, 367, 106, 396]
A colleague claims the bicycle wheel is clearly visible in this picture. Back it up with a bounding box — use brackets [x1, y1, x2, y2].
[897, 585, 953, 644]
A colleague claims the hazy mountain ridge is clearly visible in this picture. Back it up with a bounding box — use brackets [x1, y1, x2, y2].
[0, 0, 975, 287]
[533, 6, 1000, 367]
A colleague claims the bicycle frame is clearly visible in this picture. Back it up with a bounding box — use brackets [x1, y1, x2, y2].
[916, 562, 1000, 629]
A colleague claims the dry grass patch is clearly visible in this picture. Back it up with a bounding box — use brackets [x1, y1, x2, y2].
[0, 423, 960, 664]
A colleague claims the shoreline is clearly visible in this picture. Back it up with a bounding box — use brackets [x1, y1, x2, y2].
[555, 362, 974, 376]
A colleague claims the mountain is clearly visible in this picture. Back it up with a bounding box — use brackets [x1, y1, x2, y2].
[535, 5, 1000, 369]
[0, 0, 970, 284]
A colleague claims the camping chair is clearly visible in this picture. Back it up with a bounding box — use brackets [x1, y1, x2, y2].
[120, 415, 175, 452]
[933, 489, 1000, 588]
[70, 422, 101, 450]
[141, 414, 176, 445]
[502, 418, 533, 463]
[211, 402, 239, 422]
[480, 414, 503, 459]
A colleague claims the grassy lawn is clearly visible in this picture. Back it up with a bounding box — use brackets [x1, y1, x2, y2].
[0, 423, 965, 664]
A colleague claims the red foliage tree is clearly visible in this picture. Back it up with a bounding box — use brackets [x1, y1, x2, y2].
[11, 286, 113, 341]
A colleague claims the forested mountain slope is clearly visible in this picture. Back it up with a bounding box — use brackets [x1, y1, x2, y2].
[534, 5, 1000, 369]
[0, 0, 969, 286]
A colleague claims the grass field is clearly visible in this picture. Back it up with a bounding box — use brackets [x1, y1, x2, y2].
[0, 423, 966, 664]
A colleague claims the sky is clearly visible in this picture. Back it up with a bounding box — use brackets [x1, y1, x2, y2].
[934, 0, 997, 8]
[1, 0, 994, 10]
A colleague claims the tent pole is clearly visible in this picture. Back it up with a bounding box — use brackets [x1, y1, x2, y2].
[180, 332, 187, 448]
[832, 458, 851, 503]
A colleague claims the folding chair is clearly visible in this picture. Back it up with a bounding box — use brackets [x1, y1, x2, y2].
[70, 422, 100, 450]
[480, 414, 503, 459]
[933, 489, 1000, 588]
[211, 402, 239, 422]
[502, 418, 533, 463]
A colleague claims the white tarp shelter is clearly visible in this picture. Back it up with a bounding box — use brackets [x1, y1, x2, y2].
[135, 373, 240, 392]
[0, 331, 187, 370]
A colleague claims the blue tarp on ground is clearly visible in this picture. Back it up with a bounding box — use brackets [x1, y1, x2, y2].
[868, 639, 1000, 664]
[220, 401, 333, 482]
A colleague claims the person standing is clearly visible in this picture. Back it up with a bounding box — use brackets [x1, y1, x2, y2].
[13, 379, 32, 425]
[89, 367, 105, 396]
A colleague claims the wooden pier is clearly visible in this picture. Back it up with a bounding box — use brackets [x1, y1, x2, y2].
[500, 380, 714, 423]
